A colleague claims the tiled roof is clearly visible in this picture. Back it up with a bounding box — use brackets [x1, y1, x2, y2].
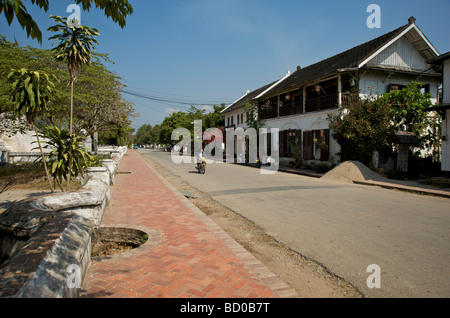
[256, 22, 412, 99]
[428, 51, 450, 64]
[221, 80, 279, 113]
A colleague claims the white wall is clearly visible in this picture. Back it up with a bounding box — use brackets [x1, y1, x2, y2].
[366, 36, 430, 72]
[443, 60, 450, 104]
[359, 71, 439, 104]
[261, 110, 341, 163]
[225, 109, 248, 128]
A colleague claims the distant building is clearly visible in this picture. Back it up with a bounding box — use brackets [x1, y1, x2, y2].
[222, 17, 442, 167]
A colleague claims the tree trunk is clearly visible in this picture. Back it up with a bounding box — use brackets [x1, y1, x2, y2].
[33, 123, 54, 193]
[67, 78, 75, 191]
[70, 79, 74, 136]
[93, 131, 98, 155]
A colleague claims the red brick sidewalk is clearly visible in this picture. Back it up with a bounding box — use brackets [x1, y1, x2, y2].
[81, 150, 297, 298]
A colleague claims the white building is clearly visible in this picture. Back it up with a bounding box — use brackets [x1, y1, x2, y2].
[428, 51, 450, 174]
[222, 17, 442, 168]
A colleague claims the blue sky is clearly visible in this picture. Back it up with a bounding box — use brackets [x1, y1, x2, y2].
[1, 0, 450, 131]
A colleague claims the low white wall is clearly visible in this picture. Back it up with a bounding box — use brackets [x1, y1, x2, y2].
[0, 147, 127, 298]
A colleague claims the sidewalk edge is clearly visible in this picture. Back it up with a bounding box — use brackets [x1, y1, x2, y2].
[137, 152, 299, 298]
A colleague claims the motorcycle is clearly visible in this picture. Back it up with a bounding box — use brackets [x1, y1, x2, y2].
[196, 156, 206, 174]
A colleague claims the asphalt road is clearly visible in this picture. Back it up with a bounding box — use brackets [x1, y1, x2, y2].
[139, 149, 450, 298]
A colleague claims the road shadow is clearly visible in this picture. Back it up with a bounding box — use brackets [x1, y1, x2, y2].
[205, 185, 338, 197]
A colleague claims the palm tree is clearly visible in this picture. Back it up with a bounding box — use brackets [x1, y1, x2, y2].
[7, 68, 56, 192]
[48, 15, 99, 190]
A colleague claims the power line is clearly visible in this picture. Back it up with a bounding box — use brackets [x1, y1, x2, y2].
[122, 89, 231, 107]
[125, 85, 234, 103]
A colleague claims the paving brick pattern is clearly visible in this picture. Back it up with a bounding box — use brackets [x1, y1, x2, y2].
[81, 150, 297, 298]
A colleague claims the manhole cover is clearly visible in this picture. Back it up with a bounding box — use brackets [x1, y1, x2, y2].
[91, 227, 148, 257]
[116, 171, 133, 174]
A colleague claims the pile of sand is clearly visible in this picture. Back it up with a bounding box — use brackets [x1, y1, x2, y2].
[321, 161, 387, 184]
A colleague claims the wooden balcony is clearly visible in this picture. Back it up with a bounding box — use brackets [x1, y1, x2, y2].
[305, 93, 339, 113]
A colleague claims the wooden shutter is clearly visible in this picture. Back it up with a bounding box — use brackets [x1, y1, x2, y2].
[296, 130, 302, 159]
[303, 131, 313, 160]
[320, 129, 330, 161]
[279, 131, 286, 157]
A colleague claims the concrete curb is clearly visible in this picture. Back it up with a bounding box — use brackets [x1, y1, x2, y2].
[353, 180, 450, 199]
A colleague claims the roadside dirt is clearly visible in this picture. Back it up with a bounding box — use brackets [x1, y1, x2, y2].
[1, 158, 363, 298]
[144, 156, 363, 298]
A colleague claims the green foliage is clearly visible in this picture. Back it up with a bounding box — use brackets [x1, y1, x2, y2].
[328, 94, 395, 165]
[7, 67, 56, 192]
[0, 0, 46, 43]
[75, 0, 133, 29]
[328, 82, 439, 165]
[48, 15, 100, 81]
[0, 37, 66, 116]
[0, 36, 135, 150]
[380, 82, 433, 134]
[287, 136, 305, 168]
[134, 124, 161, 146]
[158, 105, 225, 145]
[379, 82, 441, 160]
[43, 125, 93, 191]
[243, 100, 264, 131]
[86, 154, 109, 168]
[98, 123, 133, 146]
[0, 0, 133, 44]
[7, 68, 55, 124]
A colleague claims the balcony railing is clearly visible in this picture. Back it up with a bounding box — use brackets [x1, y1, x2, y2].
[258, 92, 354, 121]
[305, 93, 339, 113]
[279, 100, 303, 117]
[259, 107, 278, 120]
[341, 93, 359, 107]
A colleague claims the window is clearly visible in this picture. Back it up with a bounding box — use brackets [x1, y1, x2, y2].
[420, 84, 430, 94]
[280, 130, 301, 158]
[388, 83, 406, 92]
[303, 129, 329, 161]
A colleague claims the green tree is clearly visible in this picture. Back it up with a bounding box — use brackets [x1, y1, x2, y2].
[48, 15, 100, 136]
[159, 111, 190, 145]
[158, 105, 226, 147]
[68, 61, 137, 153]
[48, 15, 100, 190]
[0, 0, 133, 44]
[7, 68, 56, 192]
[43, 125, 93, 191]
[203, 104, 225, 128]
[328, 94, 395, 165]
[244, 100, 264, 131]
[1, 36, 136, 148]
[328, 82, 438, 165]
[134, 124, 161, 146]
[380, 82, 437, 142]
[98, 122, 133, 147]
[0, 35, 34, 114]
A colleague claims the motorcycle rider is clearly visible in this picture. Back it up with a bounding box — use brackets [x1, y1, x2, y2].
[196, 148, 205, 170]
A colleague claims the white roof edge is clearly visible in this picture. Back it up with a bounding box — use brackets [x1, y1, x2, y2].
[358, 24, 415, 68]
[412, 24, 440, 56]
[253, 70, 291, 100]
[221, 90, 250, 113]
